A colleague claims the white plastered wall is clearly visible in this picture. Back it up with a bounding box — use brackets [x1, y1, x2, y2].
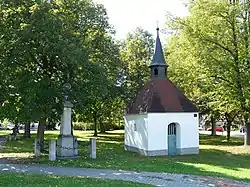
[124, 114, 148, 150]
[147, 113, 199, 151]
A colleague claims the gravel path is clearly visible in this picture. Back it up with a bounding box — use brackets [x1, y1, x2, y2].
[0, 164, 249, 187]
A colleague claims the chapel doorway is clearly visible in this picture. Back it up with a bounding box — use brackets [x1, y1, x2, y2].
[168, 123, 177, 155]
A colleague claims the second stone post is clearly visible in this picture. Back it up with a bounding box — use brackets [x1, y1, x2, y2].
[49, 140, 56, 161]
[90, 138, 96, 159]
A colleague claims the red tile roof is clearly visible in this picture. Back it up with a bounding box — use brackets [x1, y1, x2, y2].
[127, 79, 198, 114]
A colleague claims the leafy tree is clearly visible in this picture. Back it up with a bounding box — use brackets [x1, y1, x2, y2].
[0, 0, 120, 143]
[166, 0, 250, 143]
[166, 16, 221, 136]
[120, 27, 154, 105]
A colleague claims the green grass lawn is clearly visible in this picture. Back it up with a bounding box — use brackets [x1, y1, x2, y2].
[0, 130, 250, 182]
[0, 173, 151, 187]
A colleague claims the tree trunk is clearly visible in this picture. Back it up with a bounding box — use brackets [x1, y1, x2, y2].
[245, 122, 250, 145]
[226, 121, 232, 142]
[99, 119, 105, 133]
[12, 124, 19, 136]
[225, 112, 234, 142]
[37, 118, 45, 151]
[24, 122, 31, 138]
[93, 112, 98, 137]
[211, 115, 216, 136]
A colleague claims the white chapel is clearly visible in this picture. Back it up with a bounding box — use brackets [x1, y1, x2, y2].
[123, 28, 199, 156]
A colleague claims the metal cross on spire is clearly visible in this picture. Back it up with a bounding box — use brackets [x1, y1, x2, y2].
[156, 21, 160, 36]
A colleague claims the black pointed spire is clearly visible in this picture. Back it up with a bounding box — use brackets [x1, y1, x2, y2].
[149, 28, 168, 79]
[150, 28, 167, 67]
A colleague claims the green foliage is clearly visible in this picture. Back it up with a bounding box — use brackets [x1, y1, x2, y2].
[0, 0, 123, 134]
[119, 27, 154, 104]
[1, 119, 9, 128]
[166, 0, 250, 126]
[73, 122, 93, 130]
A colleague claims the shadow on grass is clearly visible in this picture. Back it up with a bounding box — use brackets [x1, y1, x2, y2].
[1, 132, 249, 182]
[38, 140, 249, 182]
[199, 135, 243, 146]
[2, 137, 33, 153]
[98, 132, 124, 136]
[70, 135, 250, 182]
[85, 135, 124, 143]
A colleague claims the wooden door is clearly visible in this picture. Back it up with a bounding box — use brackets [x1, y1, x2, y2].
[168, 123, 177, 155]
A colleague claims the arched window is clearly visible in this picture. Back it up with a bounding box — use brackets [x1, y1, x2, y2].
[168, 123, 177, 135]
[154, 68, 158, 76]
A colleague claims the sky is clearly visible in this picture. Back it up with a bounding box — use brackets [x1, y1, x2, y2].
[93, 0, 189, 40]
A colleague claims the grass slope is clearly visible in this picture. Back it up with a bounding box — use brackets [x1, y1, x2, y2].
[0, 173, 151, 187]
[0, 130, 249, 182]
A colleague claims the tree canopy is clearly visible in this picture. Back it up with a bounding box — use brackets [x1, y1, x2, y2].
[1, 0, 250, 145]
[166, 0, 250, 142]
[0, 0, 123, 139]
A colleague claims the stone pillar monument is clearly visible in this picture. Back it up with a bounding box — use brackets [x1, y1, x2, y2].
[57, 101, 75, 158]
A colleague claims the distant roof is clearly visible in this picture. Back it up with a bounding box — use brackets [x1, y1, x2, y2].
[149, 28, 168, 67]
[127, 79, 199, 114]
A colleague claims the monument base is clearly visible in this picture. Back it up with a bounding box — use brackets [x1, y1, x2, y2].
[57, 135, 76, 158]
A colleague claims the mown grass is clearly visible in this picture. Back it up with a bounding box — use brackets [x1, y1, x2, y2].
[0, 130, 11, 137]
[0, 173, 151, 187]
[0, 130, 250, 182]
